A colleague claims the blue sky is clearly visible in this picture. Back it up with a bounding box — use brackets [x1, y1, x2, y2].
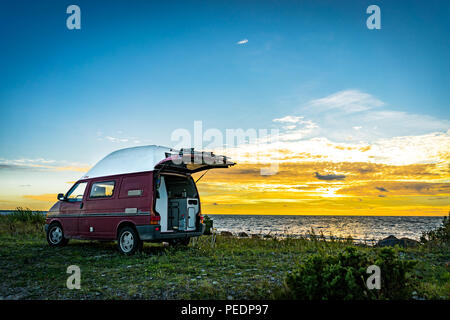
[0, 1, 449, 209]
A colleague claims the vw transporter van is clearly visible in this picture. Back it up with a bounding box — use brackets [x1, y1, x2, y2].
[45, 145, 235, 254]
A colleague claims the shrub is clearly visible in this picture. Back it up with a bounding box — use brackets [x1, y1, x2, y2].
[0, 207, 45, 236]
[8, 207, 46, 224]
[276, 246, 417, 300]
[420, 213, 450, 247]
[203, 214, 213, 235]
[375, 247, 417, 299]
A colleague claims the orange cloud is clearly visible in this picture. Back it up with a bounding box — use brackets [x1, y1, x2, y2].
[194, 161, 450, 216]
[23, 194, 58, 202]
[3, 160, 448, 216]
[337, 181, 450, 196]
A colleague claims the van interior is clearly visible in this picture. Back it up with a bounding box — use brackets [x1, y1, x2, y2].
[155, 174, 199, 233]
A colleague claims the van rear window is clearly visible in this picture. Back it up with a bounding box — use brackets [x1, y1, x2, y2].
[89, 181, 115, 198]
[119, 175, 148, 198]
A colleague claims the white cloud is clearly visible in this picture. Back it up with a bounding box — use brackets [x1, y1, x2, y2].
[272, 116, 319, 141]
[359, 110, 449, 132]
[215, 131, 450, 166]
[308, 89, 384, 113]
[0, 158, 89, 171]
[236, 39, 248, 45]
[97, 131, 146, 145]
[366, 132, 450, 165]
[105, 136, 129, 143]
[216, 89, 450, 166]
[296, 89, 450, 143]
[273, 116, 304, 123]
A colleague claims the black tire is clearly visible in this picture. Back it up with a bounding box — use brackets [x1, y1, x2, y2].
[117, 226, 142, 255]
[46, 223, 69, 247]
[169, 237, 190, 247]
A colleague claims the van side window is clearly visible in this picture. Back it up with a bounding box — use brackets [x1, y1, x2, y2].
[66, 182, 87, 201]
[127, 189, 143, 196]
[119, 175, 147, 198]
[89, 181, 115, 198]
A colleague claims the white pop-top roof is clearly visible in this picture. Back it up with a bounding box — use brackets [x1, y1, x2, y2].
[82, 145, 176, 179]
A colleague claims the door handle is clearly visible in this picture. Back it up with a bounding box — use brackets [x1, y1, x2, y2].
[80, 202, 84, 209]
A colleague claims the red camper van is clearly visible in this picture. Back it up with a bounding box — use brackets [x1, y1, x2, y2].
[45, 146, 235, 254]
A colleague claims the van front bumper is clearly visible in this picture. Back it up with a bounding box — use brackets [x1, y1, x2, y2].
[136, 224, 205, 241]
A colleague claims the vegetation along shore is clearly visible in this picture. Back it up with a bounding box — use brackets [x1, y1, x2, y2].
[0, 208, 448, 300]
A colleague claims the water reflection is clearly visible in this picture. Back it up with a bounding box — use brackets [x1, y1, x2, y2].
[209, 215, 443, 243]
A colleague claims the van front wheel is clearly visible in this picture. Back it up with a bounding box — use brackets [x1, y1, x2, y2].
[46, 223, 69, 247]
[117, 227, 142, 255]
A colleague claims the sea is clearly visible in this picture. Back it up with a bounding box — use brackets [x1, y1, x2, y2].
[207, 214, 445, 243]
[1, 210, 445, 243]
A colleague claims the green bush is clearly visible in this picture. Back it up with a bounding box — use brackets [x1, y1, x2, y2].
[8, 207, 46, 224]
[277, 246, 417, 300]
[203, 214, 213, 235]
[375, 247, 417, 299]
[420, 213, 450, 247]
[0, 207, 46, 236]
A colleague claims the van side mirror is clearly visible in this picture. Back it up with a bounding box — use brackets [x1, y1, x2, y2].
[57, 193, 66, 201]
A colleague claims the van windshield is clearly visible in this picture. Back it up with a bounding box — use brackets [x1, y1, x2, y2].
[163, 175, 198, 198]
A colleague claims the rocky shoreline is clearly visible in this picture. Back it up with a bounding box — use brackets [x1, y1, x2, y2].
[375, 235, 420, 248]
[217, 230, 420, 248]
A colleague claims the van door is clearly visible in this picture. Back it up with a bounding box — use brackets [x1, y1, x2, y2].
[154, 149, 235, 174]
[81, 180, 118, 239]
[155, 176, 168, 232]
[59, 181, 87, 237]
[186, 198, 199, 231]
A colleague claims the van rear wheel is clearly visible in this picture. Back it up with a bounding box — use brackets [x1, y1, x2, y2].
[117, 226, 142, 255]
[46, 223, 69, 247]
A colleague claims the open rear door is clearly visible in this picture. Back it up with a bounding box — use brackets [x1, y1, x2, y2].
[154, 148, 236, 174]
[154, 148, 235, 234]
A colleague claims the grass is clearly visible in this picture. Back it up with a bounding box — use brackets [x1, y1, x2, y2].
[0, 210, 449, 300]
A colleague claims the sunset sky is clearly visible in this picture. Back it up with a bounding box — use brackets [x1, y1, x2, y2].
[0, 0, 448, 215]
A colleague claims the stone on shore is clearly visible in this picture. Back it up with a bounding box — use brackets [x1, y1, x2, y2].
[377, 235, 419, 248]
[398, 237, 420, 248]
